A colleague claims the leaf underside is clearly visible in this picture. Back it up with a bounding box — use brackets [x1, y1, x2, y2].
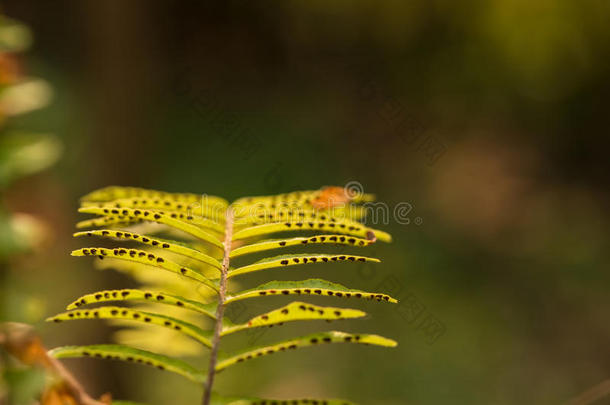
[49, 344, 206, 383]
[66, 288, 216, 319]
[230, 234, 375, 258]
[229, 253, 380, 278]
[222, 301, 366, 335]
[52, 185, 396, 404]
[71, 247, 218, 291]
[74, 229, 221, 269]
[232, 221, 391, 243]
[47, 306, 212, 347]
[225, 278, 398, 304]
[78, 206, 224, 248]
[215, 331, 397, 372]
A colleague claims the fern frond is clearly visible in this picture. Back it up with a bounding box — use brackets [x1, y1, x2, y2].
[49, 344, 206, 383]
[65, 289, 216, 319]
[215, 331, 396, 372]
[71, 247, 219, 291]
[230, 234, 375, 258]
[52, 185, 397, 405]
[221, 302, 366, 335]
[224, 279, 398, 304]
[78, 206, 224, 248]
[47, 306, 213, 347]
[232, 221, 391, 242]
[228, 253, 380, 278]
[74, 230, 222, 269]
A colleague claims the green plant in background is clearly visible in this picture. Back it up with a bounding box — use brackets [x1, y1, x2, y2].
[0, 14, 64, 405]
[47, 185, 398, 405]
[0, 15, 59, 262]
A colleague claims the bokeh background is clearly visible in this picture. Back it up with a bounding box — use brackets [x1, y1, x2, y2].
[2, 1, 610, 404]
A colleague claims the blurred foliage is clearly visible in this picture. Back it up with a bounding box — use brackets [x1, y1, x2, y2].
[0, 15, 31, 53]
[2, 367, 45, 405]
[0, 134, 61, 190]
[0, 13, 63, 405]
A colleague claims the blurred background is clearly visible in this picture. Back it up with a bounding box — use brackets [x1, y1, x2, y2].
[1, 1, 610, 404]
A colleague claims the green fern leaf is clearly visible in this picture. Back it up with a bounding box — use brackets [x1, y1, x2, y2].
[215, 331, 397, 371]
[65, 289, 216, 319]
[232, 187, 374, 211]
[71, 247, 219, 291]
[49, 344, 206, 383]
[228, 253, 380, 278]
[233, 208, 362, 226]
[232, 190, 325, 209]
[82, 195, 226, 221]
[46, 306, 213, 347]
[224, 279, 398, 304]
[221, 301, 366, 335]
[78, 206, 224, 248]
[74, 229, 222, 269]
[230, 234, 375, 258]
[80, 186, 228, 209]
[76, 214, 136, 229]
[232, 221, 391, 242]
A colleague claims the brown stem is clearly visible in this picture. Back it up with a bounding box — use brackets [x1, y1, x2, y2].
[201, 207, 234, 405]
[1, 322, 105, 405]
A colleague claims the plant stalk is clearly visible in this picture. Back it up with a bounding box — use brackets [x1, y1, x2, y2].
[202, 207, 234, 405]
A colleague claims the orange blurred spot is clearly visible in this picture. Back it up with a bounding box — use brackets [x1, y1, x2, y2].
[311, 186, 350, 209]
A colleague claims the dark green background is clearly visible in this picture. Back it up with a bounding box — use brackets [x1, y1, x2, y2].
[2, 1, 610, 404]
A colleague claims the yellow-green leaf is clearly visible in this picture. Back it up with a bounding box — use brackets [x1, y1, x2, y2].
[233, 208, 344, 225]
[78, 206, 224, 246]
[71, 247, 219, 291]
[232, 221, 391, 243]
[233, 210, 372, 234]
[49, 344, 206, 383]
[233, 187, 375, 214]
[215, 331, 397, 371]
[228, 254, 380, 278]
[230, 234, 375, 258]
[81, 196, 225, 222]
[76, 214, 137, 229]
[80, 186, 228, 209]
[66, 289, 216, 319]
[74, 229, 221, 269]
[221, 302, 366, 335]
[46, 306, 212, 347]
[232, 190, 322, 210]
[225, 279, 397, 304]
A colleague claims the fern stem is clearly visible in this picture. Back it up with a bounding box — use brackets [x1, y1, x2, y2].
[202, 207, 234, 405]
